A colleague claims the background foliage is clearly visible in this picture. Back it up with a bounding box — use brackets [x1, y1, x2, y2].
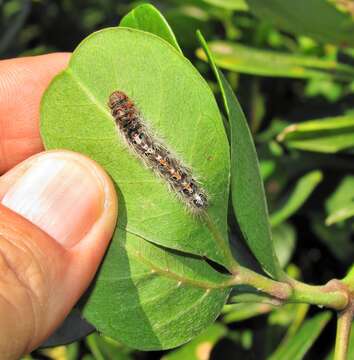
[1, 0, 353, 359]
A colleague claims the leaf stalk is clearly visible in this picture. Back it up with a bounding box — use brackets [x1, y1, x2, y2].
[228, 266, 292, 300]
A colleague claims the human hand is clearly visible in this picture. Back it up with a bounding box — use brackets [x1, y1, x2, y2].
[0, 54, 118, 359]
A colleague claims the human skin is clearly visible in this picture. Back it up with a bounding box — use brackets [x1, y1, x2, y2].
[0, 54, 118, 359]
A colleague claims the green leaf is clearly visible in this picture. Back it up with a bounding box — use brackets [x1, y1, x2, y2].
[326, 203, 354, 225]
[41, 27, 232, 268]
[277, 115, 354, 153]
[229, 288, 282, 305]
[86, 333, 132, 360]
[311, 213, 354, 264]
[197, 31, 283, 279]
[269, 312, 332, 360]
[260, 159, 276, 181]
[82, 231, 230, 350]
[245, 0, 354, 47]
[202, 0, 249, 11]
[119, 4, 182, 53]
[86, 334, 106, 360]
[39, 343, 79, 360]
[268, 303, 309, 329]
[222, 303, 272, 323]
[196, 41, 354, 80]
[161, 323, 227, 360]
[270, 170, 323, 227]
[272, 222, 296, 268]
[342, 264, 354, 293]
[325, 176, 354, 225]
[82, 356, 95, 360]
[41, 28, 233, 349]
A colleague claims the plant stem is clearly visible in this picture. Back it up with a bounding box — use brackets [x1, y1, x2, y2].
[227, 266, 350, 312]
[228, 266, 292, 300]
[286, 278, 349, 311]
[334, 302, 354, 360]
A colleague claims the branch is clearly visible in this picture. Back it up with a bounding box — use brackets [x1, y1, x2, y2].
[286, 278, 349, 311]
[334, 300, 354, 360]
[226, 268, 350, 312]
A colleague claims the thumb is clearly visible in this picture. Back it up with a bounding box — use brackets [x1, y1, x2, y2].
[0, 150, 117, 359]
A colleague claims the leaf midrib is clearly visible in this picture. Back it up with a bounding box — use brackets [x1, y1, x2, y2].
[119, 228, 231, 290]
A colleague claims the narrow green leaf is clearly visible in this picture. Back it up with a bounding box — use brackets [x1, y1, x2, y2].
[272, 222, 296, 268]
[196, 41, 354, 80]
[268, 303, 308, 329]
[41, 27, 231, 268]
[202, 0, 249, 11]
[270, 170, 323, 227]
[311, 213, 354, 263]
[162, 323, 227, 360]
[120, 4, 182, 53]
[222, 77, 284, 279]
[197, 31, 283, 279]
[269, 312, 332, 360]
[326, 204, 354, 226]
[82, 356, 95, 360]
[39, 343, 79, 360]
[325, 176, 354, 225]
[283, 303, 310, 340]
[222, 303, 272, 323]
[342, 264, 354, 293]
[86, 334, 105, 360]
[277, 115, 354, 153]
[86, 334, 132, 360]
[229, 289, 282, 305]
[82, 231, 230, 350]
[245, 0, 354, 47]
[260, 159, 276, 181]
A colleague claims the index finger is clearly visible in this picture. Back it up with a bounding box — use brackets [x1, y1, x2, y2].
[0, 53, 70, 174]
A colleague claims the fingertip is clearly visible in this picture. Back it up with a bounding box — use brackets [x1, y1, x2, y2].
[1, 150, 118, 250]
[0, 53, 71, 173]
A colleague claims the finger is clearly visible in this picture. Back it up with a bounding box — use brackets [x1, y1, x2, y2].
[0, 150, 117, 358]
[0, 53, 70, 174]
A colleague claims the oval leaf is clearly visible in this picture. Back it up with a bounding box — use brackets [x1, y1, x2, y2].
[82, 231, 230, 350]
[41, 28, 231, 268]
[119, 4, 182, 53]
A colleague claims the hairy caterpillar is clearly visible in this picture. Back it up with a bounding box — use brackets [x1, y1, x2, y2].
[108, 91, 208, 212]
